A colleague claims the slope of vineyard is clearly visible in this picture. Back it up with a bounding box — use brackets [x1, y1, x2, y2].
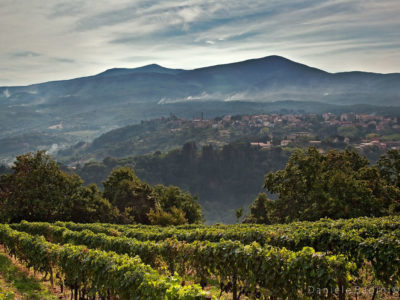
[0, 225, 207, 300]
[1, 216, 400, 299]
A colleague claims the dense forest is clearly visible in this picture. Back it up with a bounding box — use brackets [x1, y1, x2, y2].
[74, 142, 395, 223]
[76, 142, 291, 223]
[56, 114, 265, 164]
[2, 142, 400, 223]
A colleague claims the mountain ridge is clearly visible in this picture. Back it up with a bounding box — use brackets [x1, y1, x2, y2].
[2, 55, 400, 89]
[1, 55, 400, 163]
[1, 55, 400, 113]
[2, 55, 399, 107]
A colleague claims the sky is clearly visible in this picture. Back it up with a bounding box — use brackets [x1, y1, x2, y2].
[1, 0, 400, 86]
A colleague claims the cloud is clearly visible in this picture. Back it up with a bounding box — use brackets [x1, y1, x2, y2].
[49, 2, 86, 18]
[53, 57, 75, 64]
[10, 51, 41, 58]
[0, 0, 400, 85]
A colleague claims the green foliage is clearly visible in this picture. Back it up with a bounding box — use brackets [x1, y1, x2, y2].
[10, 221, 357, 299]
[103, 167, 203, 225]
[0, 151, 117, 223]
[59, 114, 267, 164]
[261, 147, 399, 223]
[103, 167, 158, 223]
[0, 165, 11, 177]
[77, 143, 290, 223]
[0, 224, 207, 299]
[378, 149, 400, 213]
[0, 151, 81, 222]
[234, 208, 243, 223]
[337, 126, 359, 138]
[380, 133, 400, 141]
[378, 149, 400, 189]
[11, 216, 400, 299]
[0, 151, 203, 226]
[148, 206, 188, 226]
[154, 185, 203, 224]
[243, 193, 275, 224]
[102, 166, 139, 203]
[0, 288, 14, 300]
[67, 184, 119, 223]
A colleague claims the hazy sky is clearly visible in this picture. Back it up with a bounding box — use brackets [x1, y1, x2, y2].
[1, 0, 400, 86]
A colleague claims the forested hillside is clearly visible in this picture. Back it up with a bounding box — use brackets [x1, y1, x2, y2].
[76, 143, 291, 223]
[57, 114, 264, 163]
[58, 109, 400, 165]
[2, 139, 397, 223]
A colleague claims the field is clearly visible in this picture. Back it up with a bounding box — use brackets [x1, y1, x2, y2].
[0, 216, 399, 299]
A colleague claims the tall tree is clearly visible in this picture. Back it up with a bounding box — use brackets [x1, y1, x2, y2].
[67, 184, 119, 223]
[378, 149, 400, 188]
[378, 149, 400, 213]
[0, 151, 81, 222]
[0, 151, 116, 223]
[262, 147, 399, 223]
[153, 185, 203, 224]
[243, 193, 275, 224]
[103, 167, 203, 224]
[103, 167, 157, 224]
[234, 208, 243, 223]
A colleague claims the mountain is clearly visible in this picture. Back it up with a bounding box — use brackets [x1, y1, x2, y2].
[2, 55, 399, 107]
[95, 64, 184, 77]
[1, 55, 400, 163]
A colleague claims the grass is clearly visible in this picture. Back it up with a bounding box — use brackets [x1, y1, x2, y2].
[0, 252, 57, 300]
[0, 283, 15, 300]
[380, 133, 400, 141]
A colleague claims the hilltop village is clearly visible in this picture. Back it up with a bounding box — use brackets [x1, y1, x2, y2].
[157, 112, 400, 152]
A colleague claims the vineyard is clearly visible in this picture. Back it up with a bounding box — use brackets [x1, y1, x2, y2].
[0, 216, 399, 299]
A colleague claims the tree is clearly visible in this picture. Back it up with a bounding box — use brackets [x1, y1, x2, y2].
[67, 184, 119, 223]
[244, 194, 275, 224]
[182, 142, 197, 163]
[76, 140, 290, 224]
[0, 151, 117, 223]
[0, 165, 10, 176]
[103, 167, 157, 224]
[234, 208, 243, 223]
[103, 167, 139, 203]
[378, 149, 400, 188]
[0, 151, 81, 222]
[153, 185, 203, 224]
[103, 167, 161, 224]
[378, 150, 400, 213]
[261, 147, 399, 223]
[103, 167, 203, 225]
[148, 205, 188, 226]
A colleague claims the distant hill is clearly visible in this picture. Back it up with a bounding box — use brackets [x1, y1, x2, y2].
[2, 55, 399, 108]
[57, 114, 264, 163]
[1, 55, 400, 162]
[57, 101, 400, 165]
[95, 64, 184, 77]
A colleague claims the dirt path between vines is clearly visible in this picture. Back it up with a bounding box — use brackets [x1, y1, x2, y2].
[0, 245, 71, 299]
